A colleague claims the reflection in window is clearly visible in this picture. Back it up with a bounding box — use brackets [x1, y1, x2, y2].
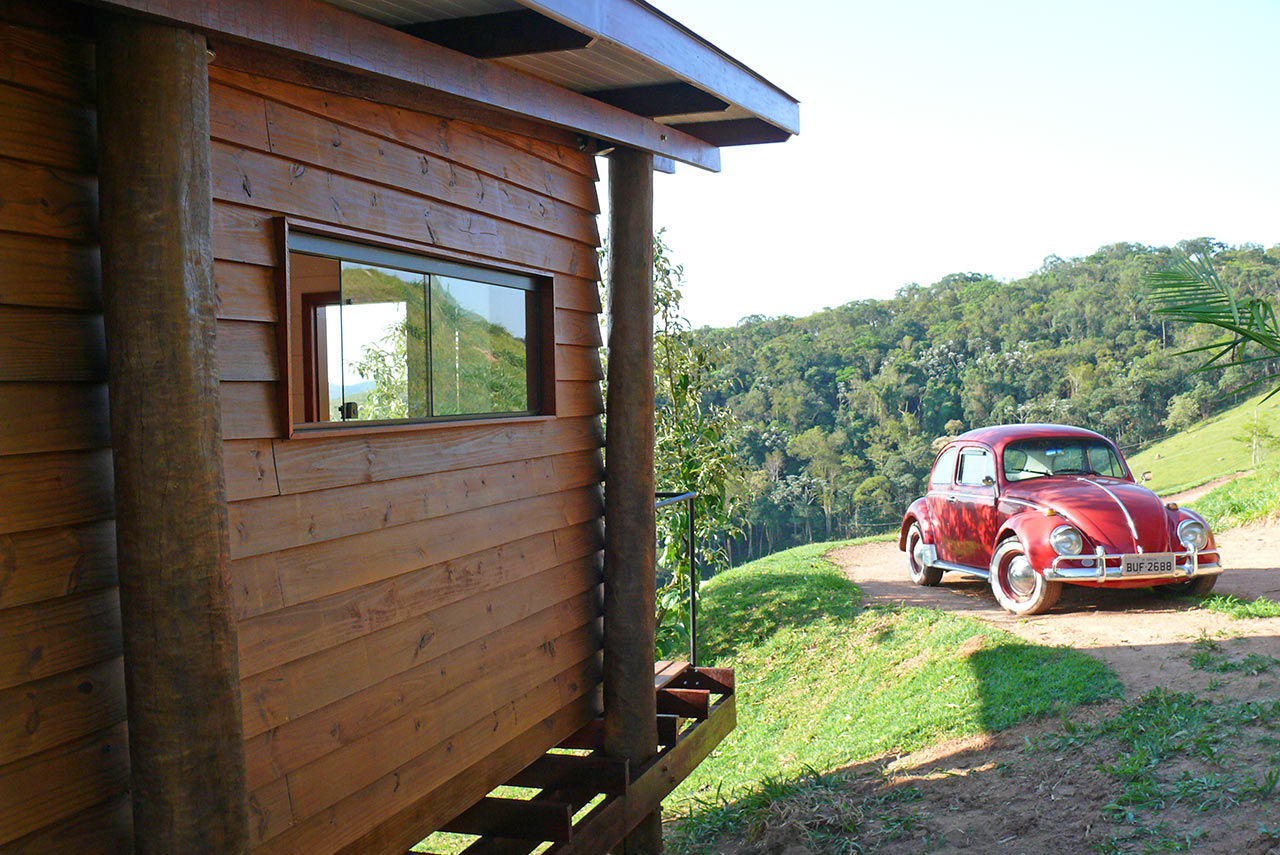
[288, 236, 538, 427]
[956, 449, 995, 486]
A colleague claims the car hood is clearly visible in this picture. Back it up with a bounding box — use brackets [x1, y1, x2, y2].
[1003, 477, 1171, 552]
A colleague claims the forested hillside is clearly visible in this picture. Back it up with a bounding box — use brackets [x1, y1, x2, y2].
[691, 240, 1280, 561]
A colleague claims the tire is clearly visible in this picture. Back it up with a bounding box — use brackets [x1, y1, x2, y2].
[989, 537, 1062, 615]
[906, 523, 943, 586]
[1160, 574, 1218, 597]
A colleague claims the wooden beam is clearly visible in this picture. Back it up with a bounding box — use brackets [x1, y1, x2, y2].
[509, 752, 630, 796]
[603, 147, 659, 855]
[96, 13, 249, 854]
[588, 82, 728, 118]
[545, 696, 738, 855]
[86, 0, 721, 171]
[656, 687, 709, 720]
[399, 10, 592, 59]
[439, 797, 573, 841]
[668, 117, 792, 147]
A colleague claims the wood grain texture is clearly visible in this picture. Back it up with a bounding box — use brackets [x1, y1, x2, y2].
[0, 307, 105, 382]
[0, 656, 126, 766]
[0, 588, 121, 692]
[0, 519, 116, 611]
[0, 232, 100, 311]
[555, 345, 604, 381]
[0, 156, 96, 241]
[221, 382, 282, 440]
[0, 383, 109, 456]
[0, 20, 94, 102]
[0, 80, 95, 172]
[0, 450, 113, 535]
[554, 308, 603, 347]
[0, 792, 131, 855]
[215, 260, 277, 322]
[224, 440, 280, 501]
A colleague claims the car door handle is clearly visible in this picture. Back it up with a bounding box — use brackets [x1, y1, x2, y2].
[947, 495, 959, 503]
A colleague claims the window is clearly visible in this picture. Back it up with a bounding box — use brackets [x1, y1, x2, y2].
[287, 232, 541, 428]
[1002, 438, 1126, 482]
[956, 448, 996, 486]
[930, 447, 959, 488]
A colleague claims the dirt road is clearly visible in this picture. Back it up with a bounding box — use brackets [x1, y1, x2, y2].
[762, 526, 1280, 855]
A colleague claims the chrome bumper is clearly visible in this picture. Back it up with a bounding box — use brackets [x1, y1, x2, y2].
[1046, 547, 1222, 582]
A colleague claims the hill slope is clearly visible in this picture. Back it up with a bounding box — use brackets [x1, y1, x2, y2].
[1128, 391, 1280, 495]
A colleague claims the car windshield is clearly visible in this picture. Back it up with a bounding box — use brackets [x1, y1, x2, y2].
[1002, 437, 1127, 482]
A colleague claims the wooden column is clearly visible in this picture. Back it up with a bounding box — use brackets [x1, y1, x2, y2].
[603, 147, 662, 854]
[96, 16, 250, 855]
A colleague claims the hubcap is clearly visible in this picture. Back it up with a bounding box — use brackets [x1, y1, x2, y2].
[1007, 555, 1036, 599]
[912, 538, 929, 574]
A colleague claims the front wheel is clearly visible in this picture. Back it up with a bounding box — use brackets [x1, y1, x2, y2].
[1160, 575, 1218, 597]
[906, 524, 943, 586]
[990, 538, 1062, 615]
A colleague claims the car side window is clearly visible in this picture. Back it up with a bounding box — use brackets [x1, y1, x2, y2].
[957, 448, 995, 487]
[930, 447, 959, 488]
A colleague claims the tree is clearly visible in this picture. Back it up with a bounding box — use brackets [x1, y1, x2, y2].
[1233, 408, 1280, 466]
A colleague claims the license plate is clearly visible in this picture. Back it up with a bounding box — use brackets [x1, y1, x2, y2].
[1121, 553, 1176, 576]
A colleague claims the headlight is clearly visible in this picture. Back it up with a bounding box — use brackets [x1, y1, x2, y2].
[1050, 525, 1085, 556]
[1178, 519, 1209, 551]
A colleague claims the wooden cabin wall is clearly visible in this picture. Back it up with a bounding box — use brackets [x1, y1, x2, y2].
[0, 3, 134, 853]
[205, 63, 609, 853]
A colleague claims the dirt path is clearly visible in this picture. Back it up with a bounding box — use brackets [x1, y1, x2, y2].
[747, 526, 1280, 855]
[829, 524, 1280, 697]
[1165, 470, 1254, 505]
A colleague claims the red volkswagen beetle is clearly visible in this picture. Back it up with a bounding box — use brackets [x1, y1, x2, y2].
[899, 424, 1221, 615]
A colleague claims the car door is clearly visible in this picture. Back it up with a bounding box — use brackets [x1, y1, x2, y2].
[925, 446, 960, 563]
[951, 446, 1000, 568]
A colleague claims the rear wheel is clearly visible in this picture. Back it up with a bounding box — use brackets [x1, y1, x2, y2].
[906, 524, 943, 586]
[1160, 575, 1218, 597]
[990, 538, 1062, 615]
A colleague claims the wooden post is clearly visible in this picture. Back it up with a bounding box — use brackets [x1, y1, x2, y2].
[96, 16, 250, 854]
[603, 147, 661, 854]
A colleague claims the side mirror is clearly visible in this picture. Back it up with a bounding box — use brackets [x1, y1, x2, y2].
[1141, 471, 1153, 483]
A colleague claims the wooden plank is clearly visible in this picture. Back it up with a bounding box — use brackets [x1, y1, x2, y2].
[477, 126, 597, 181]
[236, 521, 601, 678]
[0, 80, 95, 172]
[0, 519, 116, 611]
[439, 797, 572, 841]
[0, 383, 110, 456]
[545, 696, 738, 855]
[0, 656, 126, 766]
[228, 449, 601, 559]
[554, 309, 602, 347]
[0, 723, 130, 847]
[208, 78, 271, 151]
[0, 449, 113, 536]
[213, 201, 278, 267]
[555, 346, 603, 382]
[231, 89, 600, 246]
[331, 693, 597, 855]
[224, 439, 280, 501]
[652, 661, 688, 690]
[0, 588, 121, 692]
[252, 656, 600, 854]
[0, 306, 105, 382]
[275, 624, 600, 827]
[0, 21, 94, 103]
[555, 381, 604, 417]
[214, 260, 277, 322]
[208, 65, 603, 212]
[217, 319, 278, 381]
[0, 157, 96, 241]
[508, 752, 629, 796]
[209, 143, 598, 280]
[656, 688, 709, 720]
[239, 553, 600, 738]
[0, 232, 100, 311]
[241, 591, 600, 788]
[0, 792, 131, 855]
[221, 382, 282, 440]
[552, 276, 601, 314]
[269, 415, 602, 494]
[231, 486, 601, 617]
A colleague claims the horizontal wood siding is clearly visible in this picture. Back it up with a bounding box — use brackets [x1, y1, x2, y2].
[205, 61, 606, 854]
[0, 5, 132, 850]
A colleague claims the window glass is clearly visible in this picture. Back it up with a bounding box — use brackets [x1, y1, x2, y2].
[930, 447, 959, 488]
[956, 448, 996, 486]
[430, 275, 529, 417]
[287, 236, 539, 427]
[1003, 438, 1125, 482]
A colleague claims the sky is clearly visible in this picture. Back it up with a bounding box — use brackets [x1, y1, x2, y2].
[603, 0, 1280, 328]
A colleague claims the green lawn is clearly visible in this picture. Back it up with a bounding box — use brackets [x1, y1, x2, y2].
[1128, 392, 1280, 495]
[1189, 459, 1280, 530]
[666, 540, 1121, 851]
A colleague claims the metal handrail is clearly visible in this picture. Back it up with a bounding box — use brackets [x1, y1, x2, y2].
[655, 491, 698, 666]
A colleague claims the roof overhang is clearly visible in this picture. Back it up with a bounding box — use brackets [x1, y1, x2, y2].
[87, 0, 798, 171]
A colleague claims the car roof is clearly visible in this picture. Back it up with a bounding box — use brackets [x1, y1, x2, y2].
[950, 423, 1113, 453]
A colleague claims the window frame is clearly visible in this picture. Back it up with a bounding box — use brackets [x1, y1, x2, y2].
[275, 219, 556, 438]
[955, 446, 996, 488]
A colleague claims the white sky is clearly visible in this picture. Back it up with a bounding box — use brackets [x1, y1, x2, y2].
[603, 0, 1280, 328]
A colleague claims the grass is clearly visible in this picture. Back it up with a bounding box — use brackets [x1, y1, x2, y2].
[1127, 391, 1280, 495]
[1196, 594, 1280, 620]
[1188, 459, 1280, 529]
[665, 540, 1121, 851]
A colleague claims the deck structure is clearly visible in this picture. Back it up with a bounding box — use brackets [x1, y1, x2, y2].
[0, 0, 797, 852]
